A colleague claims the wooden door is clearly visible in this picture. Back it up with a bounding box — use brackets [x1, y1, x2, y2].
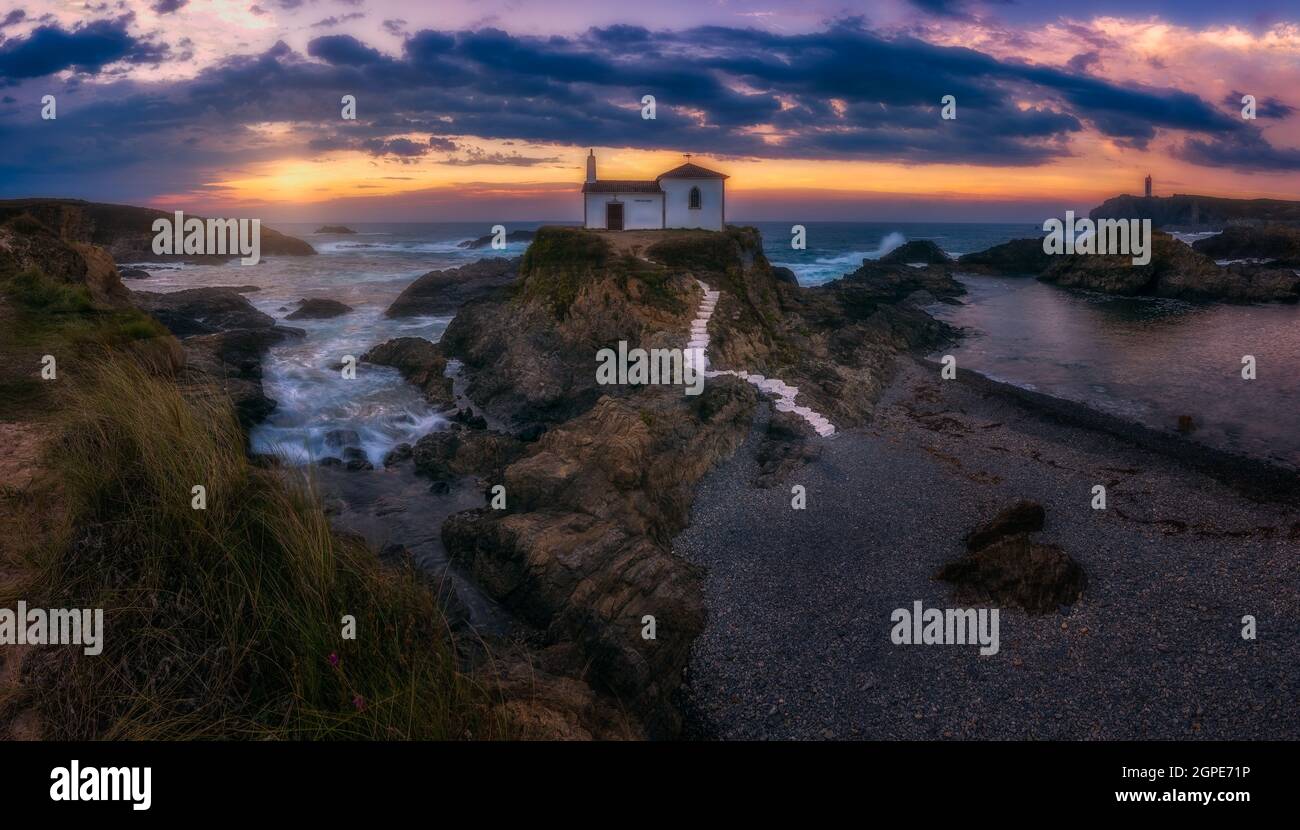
[606, 202, 624, 231]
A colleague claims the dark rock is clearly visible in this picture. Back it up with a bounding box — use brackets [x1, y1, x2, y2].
[131, 287, 275, 332]
[1089, 193, 1300, 228]
[771, 266, 799, 285]
[119, 267, 152, 279]
[1192, 224, 1300, 265]
[319, 456, 344, 467]
[964, 500, 1046, 552]
[753, 409, 822, 488]
[362, 337, 455, 410]
[412, 428, 526, 483]
[342, 447, 373, 471]
[880, 239, 952, 265]
[450, 408, 488, 430]
[958, 238, 1054, 276]
[286, 297, 353, 320]
[383, 443, 414, 466]
[324, 428, 361, 449]
[315, 225, 356, 234]
[937, 535, 1087, 615]
[458, 229, 535, 249]
[385, 257, 520, 318]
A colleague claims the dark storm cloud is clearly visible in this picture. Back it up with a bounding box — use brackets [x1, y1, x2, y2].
[0, 15, 1295, 201]
[1177, 129, 1300, 171]
[1223, 91, 1296, 120]
[0, 18, 170, 81]
[151, 0, 188, 14]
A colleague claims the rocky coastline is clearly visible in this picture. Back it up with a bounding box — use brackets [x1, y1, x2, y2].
[6, 196, 1298, 741]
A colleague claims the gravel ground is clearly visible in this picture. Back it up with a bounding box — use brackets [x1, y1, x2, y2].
[675, 358, 1300, 740]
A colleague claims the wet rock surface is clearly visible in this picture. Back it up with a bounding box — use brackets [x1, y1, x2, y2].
[130, 286, 301, 427]
[385, 257, 520, 318]
[286, 297, 353, 319]
[362, 336, 455, 410]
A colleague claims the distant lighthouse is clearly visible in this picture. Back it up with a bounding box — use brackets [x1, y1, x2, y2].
[1144, 174, 1152, 197]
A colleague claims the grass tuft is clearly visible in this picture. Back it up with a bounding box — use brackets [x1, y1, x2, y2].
[5, 358, 506, 740]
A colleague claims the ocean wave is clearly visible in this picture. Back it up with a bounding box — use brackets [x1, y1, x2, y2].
[773, 231, 909, 285]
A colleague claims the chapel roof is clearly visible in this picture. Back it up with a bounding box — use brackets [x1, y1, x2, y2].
[582, 180, 663, 193]
[655, 162, 729, 180]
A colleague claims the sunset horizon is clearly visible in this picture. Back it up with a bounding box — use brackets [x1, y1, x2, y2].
[2, 1, 1298, 221]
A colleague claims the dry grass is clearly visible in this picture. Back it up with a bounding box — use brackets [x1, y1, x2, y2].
[1, 358, 509, 740]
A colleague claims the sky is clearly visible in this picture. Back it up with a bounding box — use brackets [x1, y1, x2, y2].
[0, 0, 1297, 222]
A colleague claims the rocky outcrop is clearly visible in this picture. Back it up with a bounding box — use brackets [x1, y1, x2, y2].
[1192, 224, 1300, 266]
[385, 257, 520, 318]
[440, 233, 697, 431]
[1040, 232, 1300, 302]
[957, 238, 1054, 276]
[129, 286, 301, 426]
[435, 225, 963, 734]
[132, 287, 276, 332]
[1089, 193, 1300, 229]
[0, 214, 130, 307]
[0, 198, 316, 262]
[362, 336, 455, 410]
[286, 297, 353, 320]
[315, 225, 356, 234]
[412, 425, 526, 483]
[880, 239, 952, 265]
[459, 229, 536, 249]
[442, 381, 756, 734]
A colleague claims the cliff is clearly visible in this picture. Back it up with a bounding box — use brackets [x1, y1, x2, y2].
[0, 198, 316, 262]
[1089, 194, 1300, 229]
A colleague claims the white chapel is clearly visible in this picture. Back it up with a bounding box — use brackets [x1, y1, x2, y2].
[581, 151, 728, 231]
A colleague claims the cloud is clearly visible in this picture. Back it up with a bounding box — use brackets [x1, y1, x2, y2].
[151, 0, 189, 14]
[1176, 129, 1300, 171]
[1224, 91, 1296, 120]
[0, 16, 1296, 204]
[0, 18, 170, 81]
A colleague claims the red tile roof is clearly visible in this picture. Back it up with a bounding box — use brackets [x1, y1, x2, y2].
[656, 162, 729, 180]
[582, 180, 663, 193]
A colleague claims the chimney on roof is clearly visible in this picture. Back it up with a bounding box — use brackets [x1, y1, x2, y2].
[586, 149, 596, 183]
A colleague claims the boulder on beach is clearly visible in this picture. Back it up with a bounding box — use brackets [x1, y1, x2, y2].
[937, 535, 1087, 614]
[385, 257, 520, 318]
[963, 499, 1046, 552]
[939, 501, 1085, 614]
[286, 297, 353, 319]
[119, 267, 153, 279]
